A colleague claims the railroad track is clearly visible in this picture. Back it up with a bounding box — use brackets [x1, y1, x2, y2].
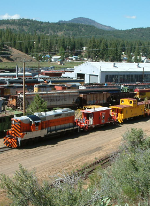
[76, 152, 119, 180]
[0, 146, 12, 153]
[51, 152, 119, 189]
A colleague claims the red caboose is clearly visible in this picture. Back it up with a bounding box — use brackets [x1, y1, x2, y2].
[76, 107, 113, 131]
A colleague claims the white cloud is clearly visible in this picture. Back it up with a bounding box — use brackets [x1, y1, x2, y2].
[125, 15, 136, 19]
[0, 13, 20, 20]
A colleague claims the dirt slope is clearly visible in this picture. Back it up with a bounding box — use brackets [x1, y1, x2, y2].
[0, 47, 37, 62]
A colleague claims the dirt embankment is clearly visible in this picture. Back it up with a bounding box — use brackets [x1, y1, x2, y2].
[0, 46, 37, 63]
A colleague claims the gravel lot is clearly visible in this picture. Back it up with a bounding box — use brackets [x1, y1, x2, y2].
[0, 117, 150, 181]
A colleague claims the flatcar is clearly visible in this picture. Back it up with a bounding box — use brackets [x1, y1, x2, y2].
[4, 108, 77, 148]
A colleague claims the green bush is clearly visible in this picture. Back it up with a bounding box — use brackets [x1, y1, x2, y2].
[0, 165, 111, 206]
[100, 128, 150, 205]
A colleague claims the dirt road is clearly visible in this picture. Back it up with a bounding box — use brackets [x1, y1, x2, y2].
[1, 117, 150, 180]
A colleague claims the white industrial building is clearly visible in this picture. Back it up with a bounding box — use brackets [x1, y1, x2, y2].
[62, 62, 150, 84]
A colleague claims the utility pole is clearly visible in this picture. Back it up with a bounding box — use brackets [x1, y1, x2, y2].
[23, 61, 25, 115]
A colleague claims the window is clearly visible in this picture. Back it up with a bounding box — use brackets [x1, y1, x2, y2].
[35, 122, 39, 126]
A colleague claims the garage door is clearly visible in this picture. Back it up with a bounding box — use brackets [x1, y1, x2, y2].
[89, 75, 98, 83]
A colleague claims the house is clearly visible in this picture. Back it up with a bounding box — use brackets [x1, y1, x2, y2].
[51, 56, 61, 62]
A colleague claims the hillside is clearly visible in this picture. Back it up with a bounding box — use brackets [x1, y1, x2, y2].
[0, 18, 150, 41]
[0, 46, 37, 63]
[58, 17, 116, 31]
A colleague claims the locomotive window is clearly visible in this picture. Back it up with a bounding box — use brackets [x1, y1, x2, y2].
[130, 101, 132, 104]
[121, 100, 124, 103]
[35, 122, 39, 126]
[54, 113, 62, 117]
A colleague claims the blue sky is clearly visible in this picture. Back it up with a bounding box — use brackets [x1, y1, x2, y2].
[0, 0, 149, 30]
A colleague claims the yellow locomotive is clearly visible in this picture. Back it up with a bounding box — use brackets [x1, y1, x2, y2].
[110, 98, 150, 123]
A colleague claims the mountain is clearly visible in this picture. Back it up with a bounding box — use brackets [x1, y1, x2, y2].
[58, 17, 116, 31]
[0, 19, 150, 41]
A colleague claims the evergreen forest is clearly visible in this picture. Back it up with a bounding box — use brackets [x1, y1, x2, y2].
[1, 19, 150, 62]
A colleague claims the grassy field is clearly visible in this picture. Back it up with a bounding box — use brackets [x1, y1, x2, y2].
[0, 61, 83, 70]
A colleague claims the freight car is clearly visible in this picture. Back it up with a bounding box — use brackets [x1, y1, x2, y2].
[8, 91, 80, 110]
[134, 88, 150, 100]
[0, 78, 44, 87]
[34, 84, 55, 92]
[79, 92, 111, 107]
[4, 108, 77, 148]
[0, 110, 23, 135]
[7, 89, 136, 110]
[6, 78, 44, 87]
[2, 84, 28, 98]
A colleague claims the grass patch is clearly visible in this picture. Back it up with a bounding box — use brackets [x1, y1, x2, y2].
[0, 61, 83, 70]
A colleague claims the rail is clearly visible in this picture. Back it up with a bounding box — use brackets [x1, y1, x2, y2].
[0, 146, 12, 153]
[76, 152, 118, 179]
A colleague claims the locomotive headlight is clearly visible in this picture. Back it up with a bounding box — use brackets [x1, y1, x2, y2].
[12, 120, 14, 124]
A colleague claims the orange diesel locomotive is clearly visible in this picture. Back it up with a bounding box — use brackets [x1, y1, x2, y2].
[4, 108, 76, 148]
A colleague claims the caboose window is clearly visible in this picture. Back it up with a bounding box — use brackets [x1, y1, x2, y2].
[121, 100, 124, 103]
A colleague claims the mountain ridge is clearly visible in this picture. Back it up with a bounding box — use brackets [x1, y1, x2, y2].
[0, 18, 150, 41]
[58, 17, 116, 31]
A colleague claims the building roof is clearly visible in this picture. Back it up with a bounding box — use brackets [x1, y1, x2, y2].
[52, 56, 61, 58]
[75, 62, 150, 72]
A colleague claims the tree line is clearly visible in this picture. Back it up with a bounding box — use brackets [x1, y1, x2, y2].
[1, 28, 150, 62]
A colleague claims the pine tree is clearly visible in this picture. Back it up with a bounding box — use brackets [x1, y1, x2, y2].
[26, 94, 47, 114]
